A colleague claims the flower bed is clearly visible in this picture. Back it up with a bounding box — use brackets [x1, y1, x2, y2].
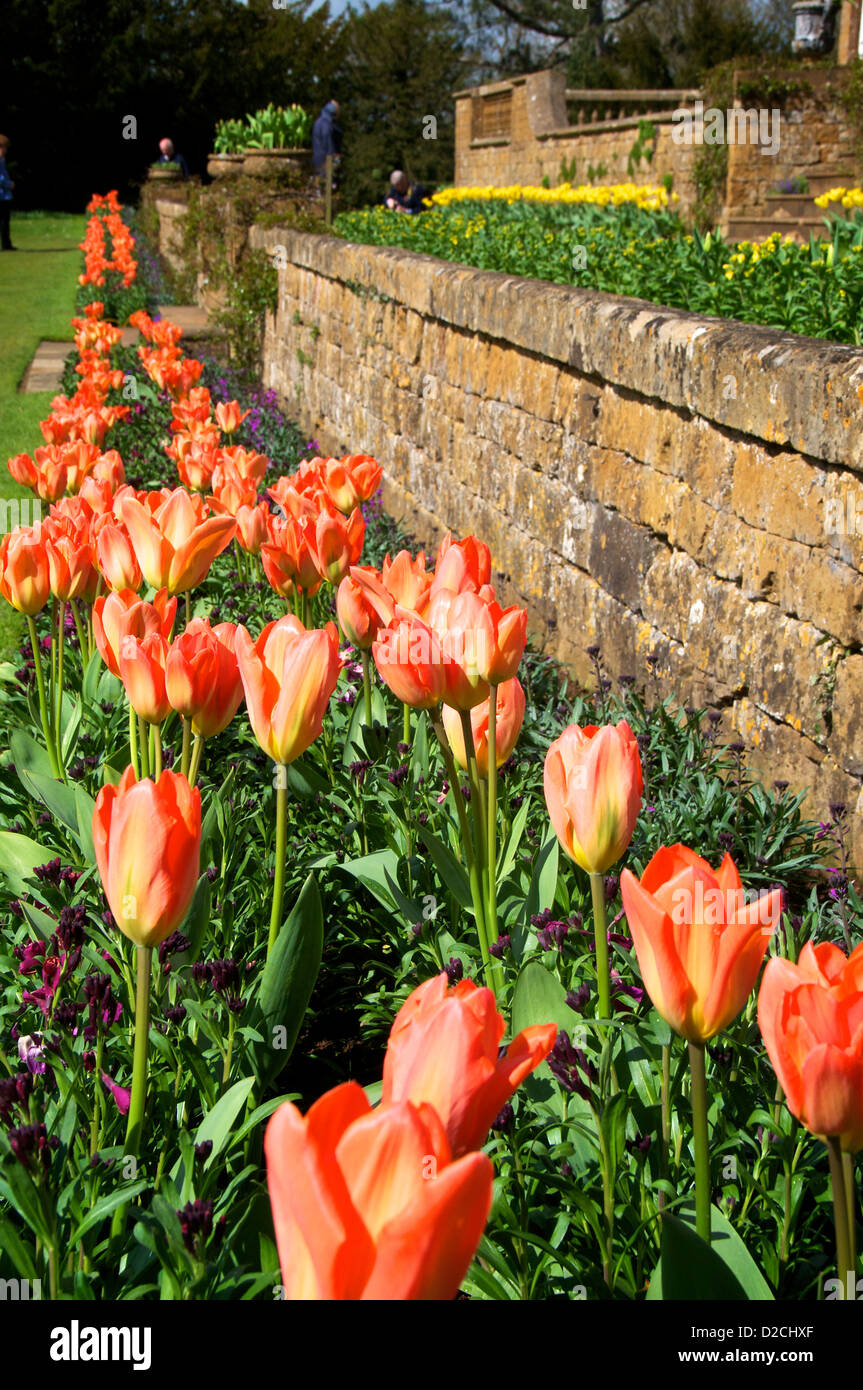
[0, 193, 861, 1304]
[335, 184, 863, 344]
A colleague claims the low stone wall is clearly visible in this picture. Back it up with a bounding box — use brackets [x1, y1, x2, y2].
[251, 224, 863, 855]
[454, 72, 700, 216]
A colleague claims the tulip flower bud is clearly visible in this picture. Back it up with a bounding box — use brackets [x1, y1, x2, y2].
[544, 720, 643, 874]
[93, 767, 201, 950]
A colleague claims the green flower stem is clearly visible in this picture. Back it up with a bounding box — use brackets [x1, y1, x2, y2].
[361, 648, 373, 725]
[268, 771, 288, 954]
[843, 1151, 858, 1276]
[26, 615, 61, 777]
[688, 1040, 711, 1244]
[486, 683, 499, 949]
[589, 871, 611, 1022]
[125, 946, 153, 1158]
[90, 1035, 105, 1158]
[152, 724, 163, 779]
[188, 732, 205, 787]
[431, 711, 495, 990]
[138, 714, 150, 779]
[71, 599, 89, 670]
[828, 1137, 854, 1297]
[54, 602, 67, 779]
[181, 716, 191, 778]
[402, 702, 411, 749]
[659, 1041, 671, 1214]
[184, 591, 192, 628]
[128, 703, 139, 779]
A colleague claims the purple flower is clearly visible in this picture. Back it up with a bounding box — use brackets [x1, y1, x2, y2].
[101, 1072, 131, 1115]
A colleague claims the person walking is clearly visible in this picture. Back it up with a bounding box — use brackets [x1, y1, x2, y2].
[0, 135, 16, 251]
[311, 100, 342, 191]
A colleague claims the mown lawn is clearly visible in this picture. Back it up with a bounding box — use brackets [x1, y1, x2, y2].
[0, 210, 86, 659]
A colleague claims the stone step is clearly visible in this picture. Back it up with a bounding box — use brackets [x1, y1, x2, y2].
[18, 341, 75, 394]
[19, 305, 217, 395]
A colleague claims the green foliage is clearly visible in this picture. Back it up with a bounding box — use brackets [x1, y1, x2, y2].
[627, 119, 657, 177]
[213, 120, 248, 156]
[335, 196, 863, 344]
[243, 104, 313, 151]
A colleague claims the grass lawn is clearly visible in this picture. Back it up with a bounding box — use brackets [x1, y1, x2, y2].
[0, 210, 86, 659]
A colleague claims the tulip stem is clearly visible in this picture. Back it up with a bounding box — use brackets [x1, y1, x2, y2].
[181, 716, 191, 778]
[188, 733, 204, 788]
[152, 725, 162, 780]
[128, 703, 139, 780]
[184, 592, 191, 628]
[125, 946, 153, 1158]
[26, 615, 61, 778]
[432, 712, 496, 991]
[486, 684, 499, 950]
[828, 1137, 854, 1296]
[361, 649, 373, 726]
[659, 1041, 671, 1214]
[71, 599, 89, 671]
[402, 702, 410, 749]
[138, 714, 150, 779]
[843, 1151, 858, 1276]
[589, 872, 611, 1023]
[54, 601, 67, 778]
[268, 772, 288, 954]
[688, 1040, 711, 1244]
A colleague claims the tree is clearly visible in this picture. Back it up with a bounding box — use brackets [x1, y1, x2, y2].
[336, 0, 471, 209]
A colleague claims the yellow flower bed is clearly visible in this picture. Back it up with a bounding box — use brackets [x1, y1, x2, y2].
[813, 187, 863, 209]
[430, 183, 678, 212]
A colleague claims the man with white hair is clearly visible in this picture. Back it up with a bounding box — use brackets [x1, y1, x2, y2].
[157, 137, 189, 179]
[383, 169, 429, 214]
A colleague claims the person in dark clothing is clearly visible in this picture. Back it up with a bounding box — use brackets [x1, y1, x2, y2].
[383, 169, 429, 215]
[157, 138, 189, 179]
[312, 101, 342, 187]
[0, 135, 16, 250]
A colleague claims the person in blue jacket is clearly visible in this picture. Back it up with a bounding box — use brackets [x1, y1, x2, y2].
[0, 135, 16, 251]
[312, 100, 342, 189]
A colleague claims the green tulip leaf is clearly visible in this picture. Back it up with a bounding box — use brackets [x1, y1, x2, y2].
[256, 873, 323, 1080]
[646, 1203, 775, 1301]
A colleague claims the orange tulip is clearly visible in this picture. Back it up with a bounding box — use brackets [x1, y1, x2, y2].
[265, 1080, 493, 1300]
[8, 453, 38, 492]
[336, 570, 383, 651]
[382, 973, 557, 1157]
[93, 588, 176, 678]
[235, 501, 270, 556]
[308, 504, 365, 586]
[442, 678, 525, 777]
[544, 721, 643, 874]
[166, 619, 244, 738]
[118, 487, 236, 595]
[92, 766, 201, 949]
[219, 445, 268, 487]
[214, 400, 250, 435]
[620, 845, 782, 1044]
[372, 612, 447, 709]
[0, 526, 50, 615]
[118, 632, 171, 724]
[426, 588, 491, 711]
[432, 533, 492, 597]
[758, 941, 863, 1153]
[44, 526, 99, 603]
[208, 460, 257, 518]
[261, 515, 321, 597]
[235, 615, 341, 765]
[382, 548, 433, 614]
[94, 518, 143, 591]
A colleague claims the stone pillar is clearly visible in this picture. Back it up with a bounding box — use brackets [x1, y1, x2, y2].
[837, 0, 861, 61]
[525, 70, 569, 135]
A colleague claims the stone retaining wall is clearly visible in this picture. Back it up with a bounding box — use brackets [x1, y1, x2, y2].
[250, 225, 863, 859]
